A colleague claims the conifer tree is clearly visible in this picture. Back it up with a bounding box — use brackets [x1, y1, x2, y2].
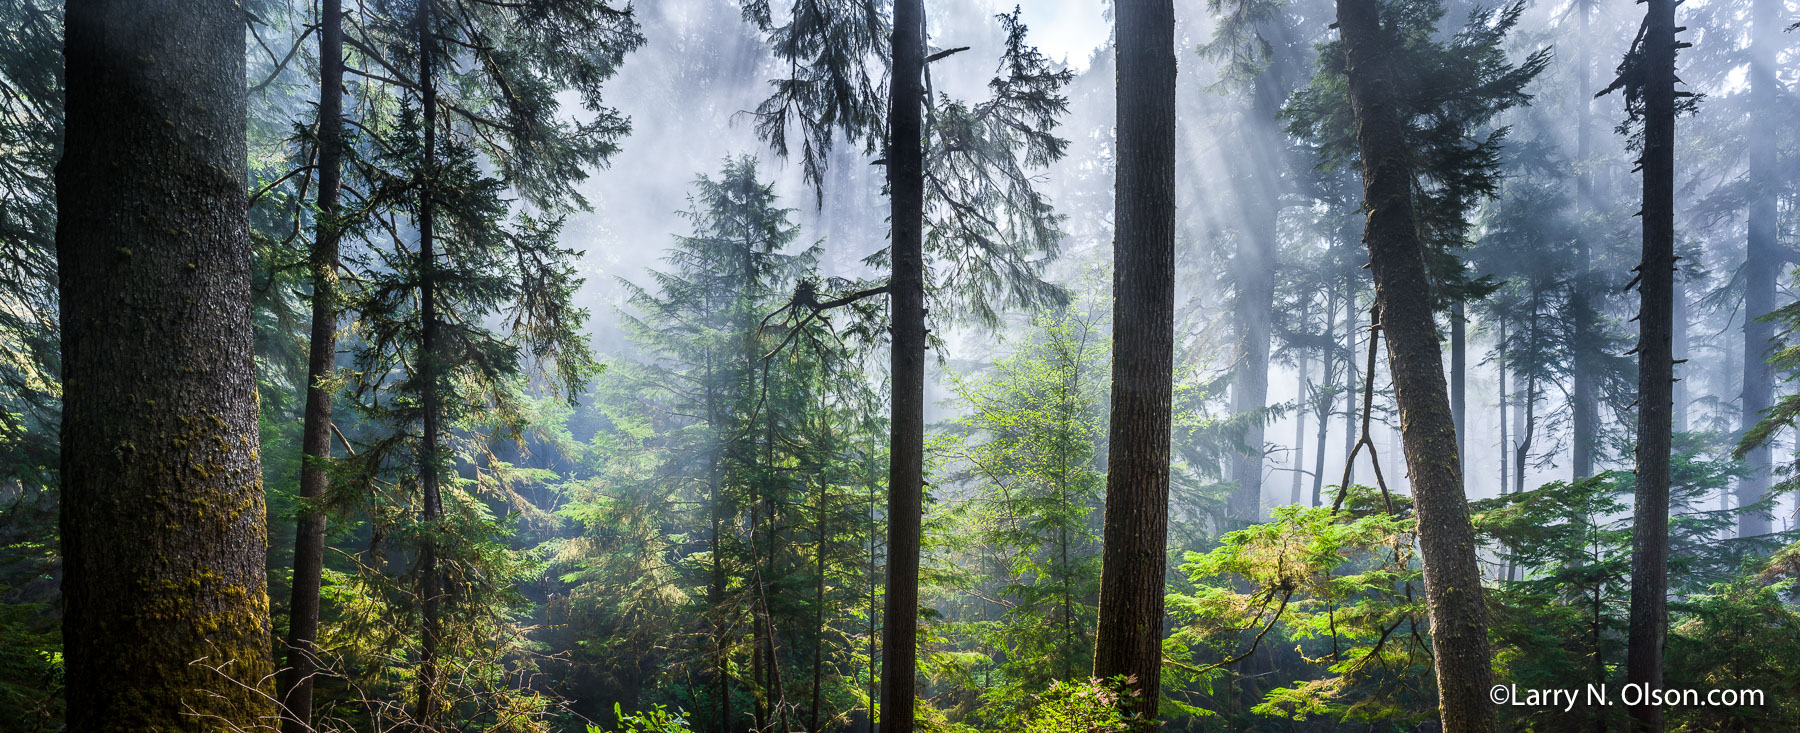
[56, 0, 274, 728]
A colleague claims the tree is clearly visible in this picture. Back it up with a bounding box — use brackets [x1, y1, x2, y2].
[747, 7, 1071, 730]
[1601, 0, 1684, 721]
[55, 0, 274, 729]
[276, 0, 346, 728]
[1329, 0, 1502, 726]
[1093, 0, 1177, 728]
[1734, 0, 1783, 539]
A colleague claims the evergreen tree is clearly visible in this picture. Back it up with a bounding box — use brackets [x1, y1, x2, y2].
[56, 0, 274, 728]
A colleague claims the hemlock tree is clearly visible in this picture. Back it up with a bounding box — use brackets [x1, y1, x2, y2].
[1601, 0, 1685, 723]
[276, 0, 347, 727]
[747, 6, 1071, 731]
[1327, 0, 1521, 726]
[56, 0, 274, 729]
[1093, 0, 1177, 727]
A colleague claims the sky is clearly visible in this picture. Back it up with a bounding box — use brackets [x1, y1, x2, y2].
[1007, 0, 1112, 70]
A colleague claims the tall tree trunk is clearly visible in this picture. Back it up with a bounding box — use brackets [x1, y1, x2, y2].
[1499, 320, 1510, 496]
[1333, 0, 1496, 728]
[1737, 0, 1778, 538]
[1570, 1, 1598, 480]
[279, 1, 345, 728]
[878, 0, 926, 726]
[414, 2, 445, 724]
[56, 0, 273, 728]
[1093, 0, 1176, 726]
[1342, 287, 1358, 488]
[1228, 68, 1284, 523]
[1625, 0, 1678, 724]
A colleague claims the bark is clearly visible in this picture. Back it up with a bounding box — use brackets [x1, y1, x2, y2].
[1291, 351, 1309, 506]
[878, 0, 926, 727]
[1311, 285, 1339, 506]
[1672, 278, 1687, 433]
[56, 0, 273, 729]
[415, 2, 445, 724]
[1227, 66, 1285, 523]
[1333, 0, 1496, 728]
[278, 1, 345, 728]
[1625, 0, 1678, 724]
[1451, 300, 1465, 462]
[1093, 0, 1176, 726]
[1499, 320, 1510, 496]
[1737, 0, 1778, 538]
[1569, 2, 1597, 480]
[1342, 289, 1358, 488]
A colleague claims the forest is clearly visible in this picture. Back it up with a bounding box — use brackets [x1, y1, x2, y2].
[1, 0, 1798, 730]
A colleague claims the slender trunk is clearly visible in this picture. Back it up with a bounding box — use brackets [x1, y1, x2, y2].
[1342, 286, 1358, 489]
[1093, 0, 1176, 726]
[811, 474, 827, 733]
[712, 448, 732, 733]
[1312, 285, 1338, 506]
[1570, 2, 1598, 480]
[1452, 300, 1466, 463]
[1500, 320, 1510, 497]
[414, 2, 445, 723]
[1625, 0, 1678, 724]
[1514, 307, 1537, 499]
[879, 0, 926, 727]
[1334, 0, 1496, 727]
[1292, 350, 1309, 506]
[1738, 0, 1778, 538]
[1673, 277, 1688, 433]
[279, 2, 344, 728]
[57, 1, 272, 728]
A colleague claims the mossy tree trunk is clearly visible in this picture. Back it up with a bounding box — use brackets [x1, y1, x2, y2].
[56, 0, 274, 729]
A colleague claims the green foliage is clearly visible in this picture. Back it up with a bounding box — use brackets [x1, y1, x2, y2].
[593, 702, 694, 733]
[1166, 494, 1435, 727]
[932, 297, 1109, 718]
[1014, 677, 1138, 733]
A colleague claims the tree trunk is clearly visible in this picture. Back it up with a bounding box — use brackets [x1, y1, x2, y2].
[56, 1, 273, 729]
[1228, 68, 1284, 523]
[1312, 285, 1338, 506]
[1625, 0, 1678, 724]
[1093, 0, 1176, 726]
[278, 1, 344, 728]
[1291, 350, 1309, 506]
[1570, 1, 1597, 481]
[1333, 0, 1496, 728]
[878, 0, 926, 726]
[1452, 300, 1465, 463]
[1499, 320, 1510, 497]
[1672, 277, 1687, 433]
[1342, 287, 1358, 489]
[414, 2, 445, 724]
[1737, 0, 1777, 538]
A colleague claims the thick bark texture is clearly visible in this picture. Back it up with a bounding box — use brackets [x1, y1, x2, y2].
[56, 0, 274, 729]
[278, 1, 345, 728]
[1625, 0, 1677, 725]
[879, 0, 926, 728]
[1737, 0, 1777, 538]
[1333, 0, 1496, 729]
[1451, 300, 1465, 462]
[1093, 0, 1176, 726]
